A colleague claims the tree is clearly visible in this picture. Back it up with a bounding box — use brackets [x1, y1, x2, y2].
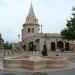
[4, 41, 12, 50]
[61, 6, 75, 40]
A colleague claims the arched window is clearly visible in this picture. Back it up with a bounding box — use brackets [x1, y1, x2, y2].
[22, 45, 26, 51]
[51, 42, 55, 51]
[57, 41, 64, 49]
[65, 42, 70, 51]
[28, 28, 30, 33]
[28, 42, 34, 51]
[32, 28, 34, 33]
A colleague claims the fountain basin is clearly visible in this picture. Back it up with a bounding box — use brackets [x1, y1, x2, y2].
[21, 59, 47, 69]
[3, 56, 47, 70]
[47, 58, 68, 68]
[3, 56, 69, 70]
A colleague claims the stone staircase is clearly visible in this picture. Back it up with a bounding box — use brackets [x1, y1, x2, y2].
[0, 48, 24, 58]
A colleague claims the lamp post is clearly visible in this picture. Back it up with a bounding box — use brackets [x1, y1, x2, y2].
[18, 34, 20, 48]
[45, 34, 47, 44]
[56, 37, 58, 49]
[41, 24, 42, 33]
[18, 34, 20, 43]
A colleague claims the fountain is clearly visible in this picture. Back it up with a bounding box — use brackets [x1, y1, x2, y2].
[3, 51, 69, 70]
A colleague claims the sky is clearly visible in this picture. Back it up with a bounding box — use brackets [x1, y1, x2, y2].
[0, 0, 75, 43]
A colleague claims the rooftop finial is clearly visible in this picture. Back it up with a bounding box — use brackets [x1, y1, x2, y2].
[31, 2, 32, 7]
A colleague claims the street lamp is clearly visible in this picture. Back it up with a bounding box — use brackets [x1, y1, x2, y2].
[18, 34, 20, 43]
[41, 24, 42, 33]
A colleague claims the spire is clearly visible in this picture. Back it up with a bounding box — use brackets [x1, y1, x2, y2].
[28, 3, 36, 18]
[25, 3, 38, 24]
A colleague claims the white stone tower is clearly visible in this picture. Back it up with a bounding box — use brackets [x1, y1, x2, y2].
[22, 4, 40, 40]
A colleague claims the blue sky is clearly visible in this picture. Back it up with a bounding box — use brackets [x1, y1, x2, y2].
[0, 0, 75, 43]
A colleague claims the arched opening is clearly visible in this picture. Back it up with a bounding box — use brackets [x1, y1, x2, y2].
[32, 28, 34, 33]
[28, 42, 34, 51]
[22, 45, 26, 51]
[28, 28, 30, 33]
[42, 44, 47, 56]
[65, 42, 70, 51]
[57, 41, 64, 50]
[51, 42, 55, 51]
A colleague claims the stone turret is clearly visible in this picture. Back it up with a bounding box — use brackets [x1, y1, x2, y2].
[22, 4, 40, 40]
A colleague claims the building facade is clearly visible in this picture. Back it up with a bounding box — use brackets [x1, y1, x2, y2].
[20, 4, 74, 52]
[0, 34, 4, 49]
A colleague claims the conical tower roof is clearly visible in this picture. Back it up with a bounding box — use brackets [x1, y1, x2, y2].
[25, 3, 38, 24]
[28, 3, 36, 19]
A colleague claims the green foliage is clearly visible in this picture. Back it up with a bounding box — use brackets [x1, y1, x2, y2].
[4, 41, 12, 50]
[61, 7, 75, 40]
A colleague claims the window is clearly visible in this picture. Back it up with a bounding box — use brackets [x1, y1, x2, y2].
[28, 28, 30, 33]
[32, 28, 34, 33]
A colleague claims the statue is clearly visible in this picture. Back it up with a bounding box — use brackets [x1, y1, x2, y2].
[42, 44, 47, 56]
[56, 48, 60, 56]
